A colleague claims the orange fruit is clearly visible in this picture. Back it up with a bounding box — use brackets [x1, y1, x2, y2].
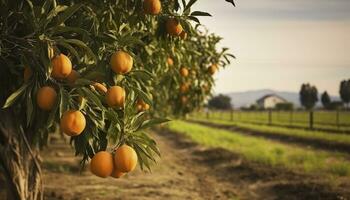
[90, 151, 114, 178]
[166, 18, 183, 36]
[66, 70, 80, 86]
[23, 66, 32, 82]
[180, 83, 189, 93]
[143, 103, 150, 111]
[51, 54, 72, 79]
[180, 31, 187, 40]
[180, 67, 189, 77]
[106, 86, 126, 108]
[110, 51, 133, 74]
[36, 86, 57, 111]
[60, 110, 86, 136]
[136, 99, 150, 112]
[92, 82, 107, 94]
[167, 57, 174, 66]
[143, 0, 161, 15]
[181, 96, 188, 104]
[111, 168, 125, 179]
[114, 144, 138, 173]
[208, 64, 218, 75]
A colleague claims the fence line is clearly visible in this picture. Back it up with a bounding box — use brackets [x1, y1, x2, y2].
[194, 110, 350, 131]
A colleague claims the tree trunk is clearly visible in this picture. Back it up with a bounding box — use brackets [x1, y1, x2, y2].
[0, 109, 43, 200]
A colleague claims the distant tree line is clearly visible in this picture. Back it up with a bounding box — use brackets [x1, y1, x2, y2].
[300, 79, 350, 110]
[207, 79, 350, 111]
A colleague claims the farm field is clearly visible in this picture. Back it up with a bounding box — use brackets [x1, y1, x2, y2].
[196, 111, 350, 132]
[188, 117, 350, 152]
[1, 124, 349, 200]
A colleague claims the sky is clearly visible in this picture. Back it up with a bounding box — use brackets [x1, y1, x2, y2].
[193, 0, 350, 96]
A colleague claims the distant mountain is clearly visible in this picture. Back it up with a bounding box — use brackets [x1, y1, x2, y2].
[225, 89, 340, 108]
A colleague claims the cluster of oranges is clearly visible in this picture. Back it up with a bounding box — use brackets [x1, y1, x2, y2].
[90, 144, 138, 179]
[142, 0, 187, 39]
[25, 48, 141, 179]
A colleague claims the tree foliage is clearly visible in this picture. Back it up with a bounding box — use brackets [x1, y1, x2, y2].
[299, 83, 318, 110]
[340, 79, 350, 107]
[0, 0, 235, 173]
[208, 94, 232, 110]
[321, 91, 331, 110]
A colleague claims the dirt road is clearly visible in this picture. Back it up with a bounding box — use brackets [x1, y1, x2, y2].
[41, 128, 349, 200]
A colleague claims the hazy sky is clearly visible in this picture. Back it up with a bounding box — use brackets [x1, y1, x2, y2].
[193, 0, 350, 96]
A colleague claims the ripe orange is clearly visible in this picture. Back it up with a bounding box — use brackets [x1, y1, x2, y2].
[36, 86, 57, 111]
[167, 57, 174, 66]
[181, 96, 188, 104]
[90, 151, 114, 178]
[106, 86, 126, 108]
[180, 67, 189, 77]
[180, 83, 189, 93]
[136, 99, 150, 112]
[143, 103, 150, 111]
[60, 110, 86, 136]
[23, 66, 32, 82]
[66, 70, 80, 86]
[51, 54, 72, 79]
[114, 144, 138, 173]
[180, 31, 187, 40]
[111, 168, 125, 179]
[166, 18, 183, 36]
[208, 64, 218, 75]
[92, 82, 107, 94]
[110, 51, 133, 74]
[143, 0, 161, 15]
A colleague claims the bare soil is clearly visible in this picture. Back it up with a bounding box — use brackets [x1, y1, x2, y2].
[1, 128, 350, 200]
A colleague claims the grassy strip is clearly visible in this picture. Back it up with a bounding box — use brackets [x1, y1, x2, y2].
[201, 112, 350, 132]
[167, 121, 350, 177]
[191, 117, 350, 145]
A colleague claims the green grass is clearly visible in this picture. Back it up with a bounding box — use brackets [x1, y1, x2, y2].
[199, 111, 350, 132]
[167, 121, 350, 177]
[190, 117, 350, 145]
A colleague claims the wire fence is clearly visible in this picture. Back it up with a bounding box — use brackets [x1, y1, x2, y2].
[193, 110, 350, 132]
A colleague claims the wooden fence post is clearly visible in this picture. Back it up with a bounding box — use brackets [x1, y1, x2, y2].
[268, 110, 272, 125]
[336, 110, 340, 129]
[309, 111, 314, 129]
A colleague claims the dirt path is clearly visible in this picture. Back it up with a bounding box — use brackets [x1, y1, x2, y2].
[189, 119, 350, 155]
[40, 128, 349, 200]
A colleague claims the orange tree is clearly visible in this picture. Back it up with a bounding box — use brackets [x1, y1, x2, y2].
[0, 0, 235, 199]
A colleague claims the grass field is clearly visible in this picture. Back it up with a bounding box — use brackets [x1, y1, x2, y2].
[190, 117, 350, 146]
[167, 121, 350, 177]
[195, 110, 350, 132]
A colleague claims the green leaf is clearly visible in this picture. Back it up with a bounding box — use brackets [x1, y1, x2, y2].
[184, 0, 198, 13]
[188, 16, 200, 24]
[81, 87, 104, 109]
[59, 88, 69, 117]
[3, 83, 30, 108]
[139, 118, 170, 131]
[130, 86, 152, 106]
[191, 11, 212, 17]
[65, 39, 97, 62]
[55, 3, 83, 26]
[56, 40, 80, 61]
[225, 0, 236, 6]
